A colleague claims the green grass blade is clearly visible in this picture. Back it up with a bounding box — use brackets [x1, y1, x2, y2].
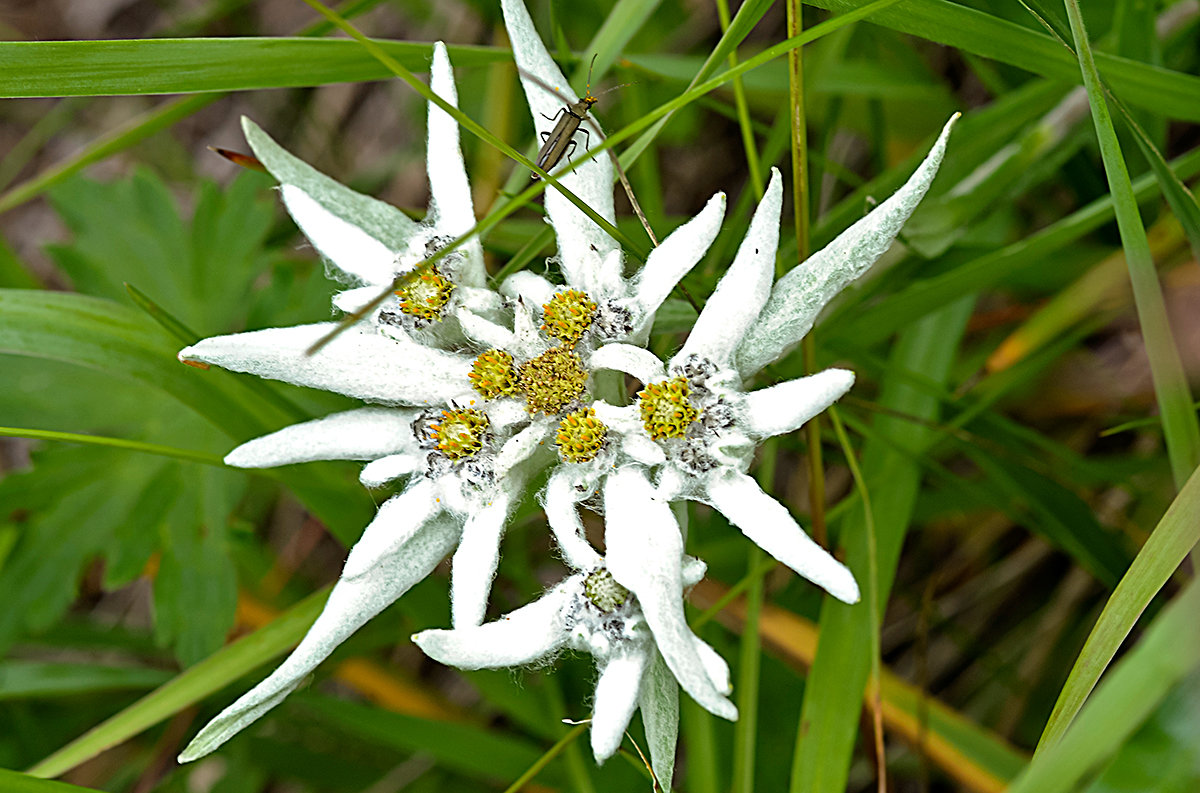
[0, 96, 218, 216]
[804, 0, 1200, 122]
[0, 39, 508, 98]
[0, 0, 389, 216]
[0, 769, 104, 793]
[789, 299, 974, 793]
[1016, 580, 1200, 790]
[0, 661, 171, 700]
[574, 0, 662, 83]
[1062, 0, 1200, 489]
[0, 426, 224, 467]
[25, 587, 330, 778]
[0, 289, 372, 544]
[295, 0, 644, 261]
[832, 146, 1200, 347]
[1035, 463, 1200, 753]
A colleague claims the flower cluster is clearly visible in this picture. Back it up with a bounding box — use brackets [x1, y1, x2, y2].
[177, 0, 957, 784]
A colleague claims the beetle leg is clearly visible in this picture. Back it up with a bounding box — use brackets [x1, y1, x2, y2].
[577, 127, 591, 151]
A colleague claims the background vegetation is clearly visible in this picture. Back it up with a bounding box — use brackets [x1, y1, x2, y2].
[0, 0, 1197, 791]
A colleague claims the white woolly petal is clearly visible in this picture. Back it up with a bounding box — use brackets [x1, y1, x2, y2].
[495, 422, 550, 477]
[736, 115, 959, 377]
[707, 471, 860, 603]
[657, 466, 688, 501]
[589, 343, 666, 385]
[426, 42, 486, 287]
[632, 192, 725, 322]
[500, 270, 556, 306]
[282, 186, 396, 286]
[500, 0, 617, 283]
[456, 286, 503, 314]
[451, 494, 512, 627]
[680, 556, 707, 588]
[588, 249, 624, 299]
[179, 323, 475, 406]
[675, 169, 782, 368]
[485, 400, 531, 431]
[591, 648, 650, 763]
[638, 649, 680, 791]
[414, 582, 574, 668]
[623, 434, 667, 466]
[545, 468, 603, 571]
[741, 369, 855, 438]
[604, 468, 737, 721]
[457, 310, 516, 350]
[694, 637, 732, 694]
[359, 453, 424, 488]
[225, 407, 418, 468]
[342, 480, 441, 580]
[242, 116, 418, 256]
[178, 515, 460, 763]
[332, 286, 381, 315]
[591, 402, 665, 465]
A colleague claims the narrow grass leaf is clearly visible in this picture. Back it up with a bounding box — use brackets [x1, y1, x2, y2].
[1016, 580, 1200, 791]
[790, 299, 974, 793]
[803, 0, 1200, 122]
[0, 661, 171, 700]
[0, 770, 104, 793]
[0, 426, 223, 467]
[1036, 463, 1200, 752]
[26, 588, 330, 778]
[693, 580, 1027, 792]
[1061, 0, 1200, 488]
[831, 147, 1200, 347]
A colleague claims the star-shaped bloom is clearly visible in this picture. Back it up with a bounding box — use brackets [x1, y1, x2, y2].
[585, 116, 959, 606]
[415, 509, 732, 790]
[475, 0, 726, 353]
[245, 42, 497, 336]
[178, 43, 540, 764]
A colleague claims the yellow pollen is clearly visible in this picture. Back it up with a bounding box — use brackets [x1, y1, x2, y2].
[555, 407, 607, 463]
[469, 349, 519, 400]
[541, 289, 597, 347]
[638, 376, 698, 440]
[426, 408, 489, 460]
[517, 346, 588, 415]
[394, 266, 455, 321]
[584, 568, 629, 613]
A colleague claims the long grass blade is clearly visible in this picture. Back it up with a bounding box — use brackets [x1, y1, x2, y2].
[1035, 463, 1200, 752]
[1061, 0, 1200, 489]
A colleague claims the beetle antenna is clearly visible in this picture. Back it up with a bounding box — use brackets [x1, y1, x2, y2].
[584, 54, 598, 100]
[594, 81, 637, 98]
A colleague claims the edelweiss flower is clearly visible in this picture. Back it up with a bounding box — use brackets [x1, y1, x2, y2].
[244, 43, 498, 335]
[483, 0, 725, 350]
[415, 489, 733, 789]
[585, 117, 959, 606]
[178, 43, 536, 764]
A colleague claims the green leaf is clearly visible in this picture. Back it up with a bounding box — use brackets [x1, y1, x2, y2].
[804, 0, 1200, 122]
[1036, 463, 1200, 752]
[294, 694, 570, 787]
[830, 146, 1200, 347]
[1061, 0, 1200, 489]
[0, 289, 373, 545]
[1012, 580, 1200, 792]
[1085, 671, 1200, 793]
[0, 39, 508, 98]
[0, 769, 104, 793]
[0, 661, 171, 700]
[790, 299, 973, 793]
[26, 587, 331, 779]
